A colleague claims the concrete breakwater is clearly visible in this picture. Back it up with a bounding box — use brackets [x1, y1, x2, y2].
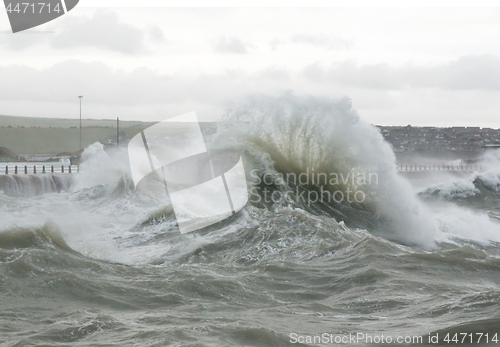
[0, 162, 77, 197]
[0, 173, 74, 197]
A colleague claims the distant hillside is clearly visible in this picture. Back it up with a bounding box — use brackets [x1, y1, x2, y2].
[0, 115, 217, 155]
[0, 115, 153, 154]
[0, 147, 18, 161]
[0, 115, 155, 129]
[0, 127, 147, 154]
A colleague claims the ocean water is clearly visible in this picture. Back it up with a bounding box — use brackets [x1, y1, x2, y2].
[1, 95, 500, 346]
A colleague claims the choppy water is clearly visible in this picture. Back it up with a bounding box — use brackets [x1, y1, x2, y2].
[1, 95, 500, 346]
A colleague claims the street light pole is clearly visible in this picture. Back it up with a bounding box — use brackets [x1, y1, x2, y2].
[117, 117, 119, 147]
[78, 95, 83, 151]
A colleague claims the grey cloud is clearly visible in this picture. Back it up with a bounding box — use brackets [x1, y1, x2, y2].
[0, 60, 296, 107]
[420, 55, 500, 90]
[0, 30, 54, 51]
[269, 38, 285, 51]
[269, 34, 352, 50]
[304, 61, 400, 89]
[259, 66, 291, 81]
[149, 25, 166, 42]
[1, 59, 500, 126]
[51, 10, 144, 54]
[0, 10, 150, 54]
[2, 55, 498, 115]
[213, 37, 251, 54]
[304, 55, 500, 90]
[291, 34, 352, 50]
[3, 56, 498, 112]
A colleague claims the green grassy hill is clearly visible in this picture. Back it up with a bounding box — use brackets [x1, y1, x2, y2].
[0, 115, 155, 154]
[0, 127, 148, 154]
[0, 115, 153, 129]
[0, 115, 217, 155]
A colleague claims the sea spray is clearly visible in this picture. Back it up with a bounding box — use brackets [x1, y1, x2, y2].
[71, 142, 130, 192]
[215, 94, 438, 248]
[0, 173, 72, 197]
[418, 148, 500, 244]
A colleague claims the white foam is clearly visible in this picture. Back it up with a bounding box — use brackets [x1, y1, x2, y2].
[217, 94, 439, 248]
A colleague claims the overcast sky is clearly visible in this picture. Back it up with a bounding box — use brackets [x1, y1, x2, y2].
[1, 5, 500, 126]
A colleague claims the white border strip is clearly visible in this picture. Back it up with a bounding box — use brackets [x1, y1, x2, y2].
[79, 0, 500, 7]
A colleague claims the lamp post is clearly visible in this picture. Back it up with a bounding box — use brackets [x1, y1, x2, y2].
[77, 95, 83, 151]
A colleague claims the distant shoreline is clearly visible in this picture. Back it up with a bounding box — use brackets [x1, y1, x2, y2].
[0, 115, 215, 156]
[1, 115, 497, 160]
